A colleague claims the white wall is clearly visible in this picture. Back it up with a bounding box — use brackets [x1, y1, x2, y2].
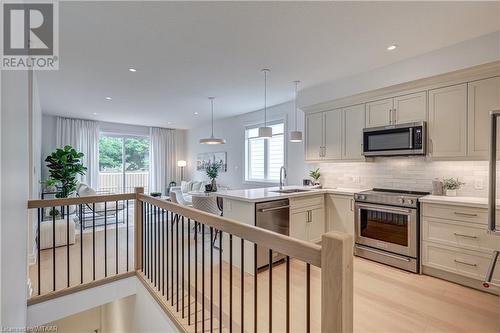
[186, 101, 309, 189]
[298, 31, 500, 108]
[1, 71, 30, 328]
[186, 32, 500, 191]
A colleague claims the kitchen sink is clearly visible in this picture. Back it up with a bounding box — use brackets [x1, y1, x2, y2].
[271, 188, 313, 194]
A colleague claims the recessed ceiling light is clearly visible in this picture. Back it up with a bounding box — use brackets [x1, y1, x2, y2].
[167, 121, 172, 125]
[92, 112, 98, 116]
[128, 68, 137, 72]
[194, 112, 199, 115]
[105, 97, 112, 101]
[387, 44, 398, 51]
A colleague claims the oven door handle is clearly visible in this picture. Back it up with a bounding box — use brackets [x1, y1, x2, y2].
[355, 202, 414, 214]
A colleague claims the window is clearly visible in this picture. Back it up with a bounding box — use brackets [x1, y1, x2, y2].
[245, 122, 285, 183]
[99, 134, 150, 193]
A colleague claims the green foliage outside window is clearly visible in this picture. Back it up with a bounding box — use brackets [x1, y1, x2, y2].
[99, 136, 149, 172]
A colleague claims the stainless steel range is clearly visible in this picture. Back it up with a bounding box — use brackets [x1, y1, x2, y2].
[354, 188, 429, 273]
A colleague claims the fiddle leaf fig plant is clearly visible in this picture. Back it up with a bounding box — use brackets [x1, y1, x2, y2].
[45, 145, 87, 198]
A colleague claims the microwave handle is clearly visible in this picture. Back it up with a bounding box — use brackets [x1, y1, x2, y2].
[409, 128, 413, 149]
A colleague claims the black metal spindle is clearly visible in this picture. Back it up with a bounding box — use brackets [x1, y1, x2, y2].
[241, 239, 244, 333]
[162, 209, 165, 296]
[150, 204, 153, 281]
[229, 234, 233, 333]
[167, 210, 170, 300]
[182, 216, 185, 318]
[210, 227, 214, 333]
[115, 201, 119, 275]
[146, 203, 149, 277]
[80, 204, 83, 284]
[188, 218, 191, 325]
[37, 208, 41, 295]
[286, 256, 290, 333]
[93, 203, 96, 280]
[254, 243, 257, 333]
[66, 205, 70, 288]
[202, 224, 205, 331]
[306, 263, 311, 333]
[195, 221, 198, 332]
[53, 206, 58, 291]
[142, 202, 145, 273]
[171, 212, 174, 306]
[219, 231, 223, 333]
[269, 249, 273, 333]
[157, 207, 161, 291]
[126, 200, 129, 272]
[176, 214, 180, 312]
[104, 202, 108, 277]
[154, 206, 157, 287]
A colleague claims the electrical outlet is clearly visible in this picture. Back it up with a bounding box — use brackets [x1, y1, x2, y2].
[474, 178, 484, 190]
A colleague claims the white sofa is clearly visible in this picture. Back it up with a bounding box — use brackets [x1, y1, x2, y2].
[170, 180, 206, 204]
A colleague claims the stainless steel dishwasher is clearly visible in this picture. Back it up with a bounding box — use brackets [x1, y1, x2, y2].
[255, 199, 289, 269]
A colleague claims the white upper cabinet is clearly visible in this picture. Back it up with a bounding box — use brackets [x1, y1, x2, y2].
[365, 92, 427, 127]
[323, 109, 342, 160]
[468, 76, 500, 158]
[394, 91, 427, 124]
[305, 112, 324, 160]
[365, 98, 392, 127]
[342, 104, 365, 160]
[428, 84, 467, 158]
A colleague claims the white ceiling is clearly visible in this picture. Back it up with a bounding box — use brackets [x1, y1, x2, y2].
[38, 1, 500, 129]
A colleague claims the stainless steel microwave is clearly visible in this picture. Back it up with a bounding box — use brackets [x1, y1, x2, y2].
[362, 121, 426, 157]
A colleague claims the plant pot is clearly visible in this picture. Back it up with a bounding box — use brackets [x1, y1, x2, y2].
[211, 179, 217, 192]
[445, 189, 457, 197]
[46, 185, 57, 193]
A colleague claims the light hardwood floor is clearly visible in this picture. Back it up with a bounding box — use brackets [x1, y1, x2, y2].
[30, 221, 499, 332]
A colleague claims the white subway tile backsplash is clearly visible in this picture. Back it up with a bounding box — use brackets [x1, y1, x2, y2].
[318, 157, 492, 197]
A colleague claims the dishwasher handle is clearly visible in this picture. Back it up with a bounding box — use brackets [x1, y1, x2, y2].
[259, 205, 290, 213]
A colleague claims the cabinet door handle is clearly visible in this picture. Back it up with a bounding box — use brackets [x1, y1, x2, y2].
[389, 108, 392, 124]
[454, 212, 478, 217]
[454, 232, 478, 239]
[429, 138, 433, 154]
[350, 199, 354, 212]
[323, 146, 327, 157]
[454, 259, 477, 267]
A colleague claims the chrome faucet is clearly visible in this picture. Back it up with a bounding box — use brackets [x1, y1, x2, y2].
[279, 166, 287, 190]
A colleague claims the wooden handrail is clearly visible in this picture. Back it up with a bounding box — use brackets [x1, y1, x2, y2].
[27, 192, 136, 209]
[139, 194, 322, 267]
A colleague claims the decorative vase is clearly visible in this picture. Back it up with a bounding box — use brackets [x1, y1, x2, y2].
[46, 185, 57, 193]
[211, 179, 217, 192]
[446, 189, 457, 197]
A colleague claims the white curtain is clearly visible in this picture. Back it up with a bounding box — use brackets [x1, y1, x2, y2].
[56, 117, 99, 188]
[149, 127, 178, 194]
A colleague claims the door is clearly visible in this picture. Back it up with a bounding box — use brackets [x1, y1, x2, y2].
[342, 104, 365, 160]
[308, 207, 325, 243]
[328, 195, 354, 238]
[394, 91, 427, 124]
[355, 203, 417, 257]
[290, 210, 308, 241]
[428, 84, 467, 158]
[468, 76, 500, 158]
[365, 98, 393, 127]
[323, 109, 342, 160]
[305, 113, 324, 160]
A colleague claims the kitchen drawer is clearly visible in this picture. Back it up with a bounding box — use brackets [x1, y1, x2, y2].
[422, 217, 500, 253]
[422, 242, 500, 284]
[290, 195, 324, 212]
[422, 203, 488, 225]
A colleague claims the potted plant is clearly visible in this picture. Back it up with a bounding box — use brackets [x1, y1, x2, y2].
[205, 161, 222, 192]
[309, 168, 321, 186]
[40, 178, 59, 192]
[442, 178, 465, 197]
[150, 192, 162, 197]
[45, 145, 87, 198]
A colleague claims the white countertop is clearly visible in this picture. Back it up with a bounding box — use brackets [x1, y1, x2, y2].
[215, 186, 365, 203]
[419, 195, 500, 209]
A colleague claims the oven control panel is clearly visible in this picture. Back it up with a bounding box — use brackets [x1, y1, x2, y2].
[354, 193, 420, 208]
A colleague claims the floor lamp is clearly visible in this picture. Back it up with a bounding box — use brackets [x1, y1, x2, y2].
[177, 160, 187, 181]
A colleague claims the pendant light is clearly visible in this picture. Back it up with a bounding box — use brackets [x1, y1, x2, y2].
[200, 97, 226, 144]
[290, 80, 303, 142]
[258, 69, 272, 139]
